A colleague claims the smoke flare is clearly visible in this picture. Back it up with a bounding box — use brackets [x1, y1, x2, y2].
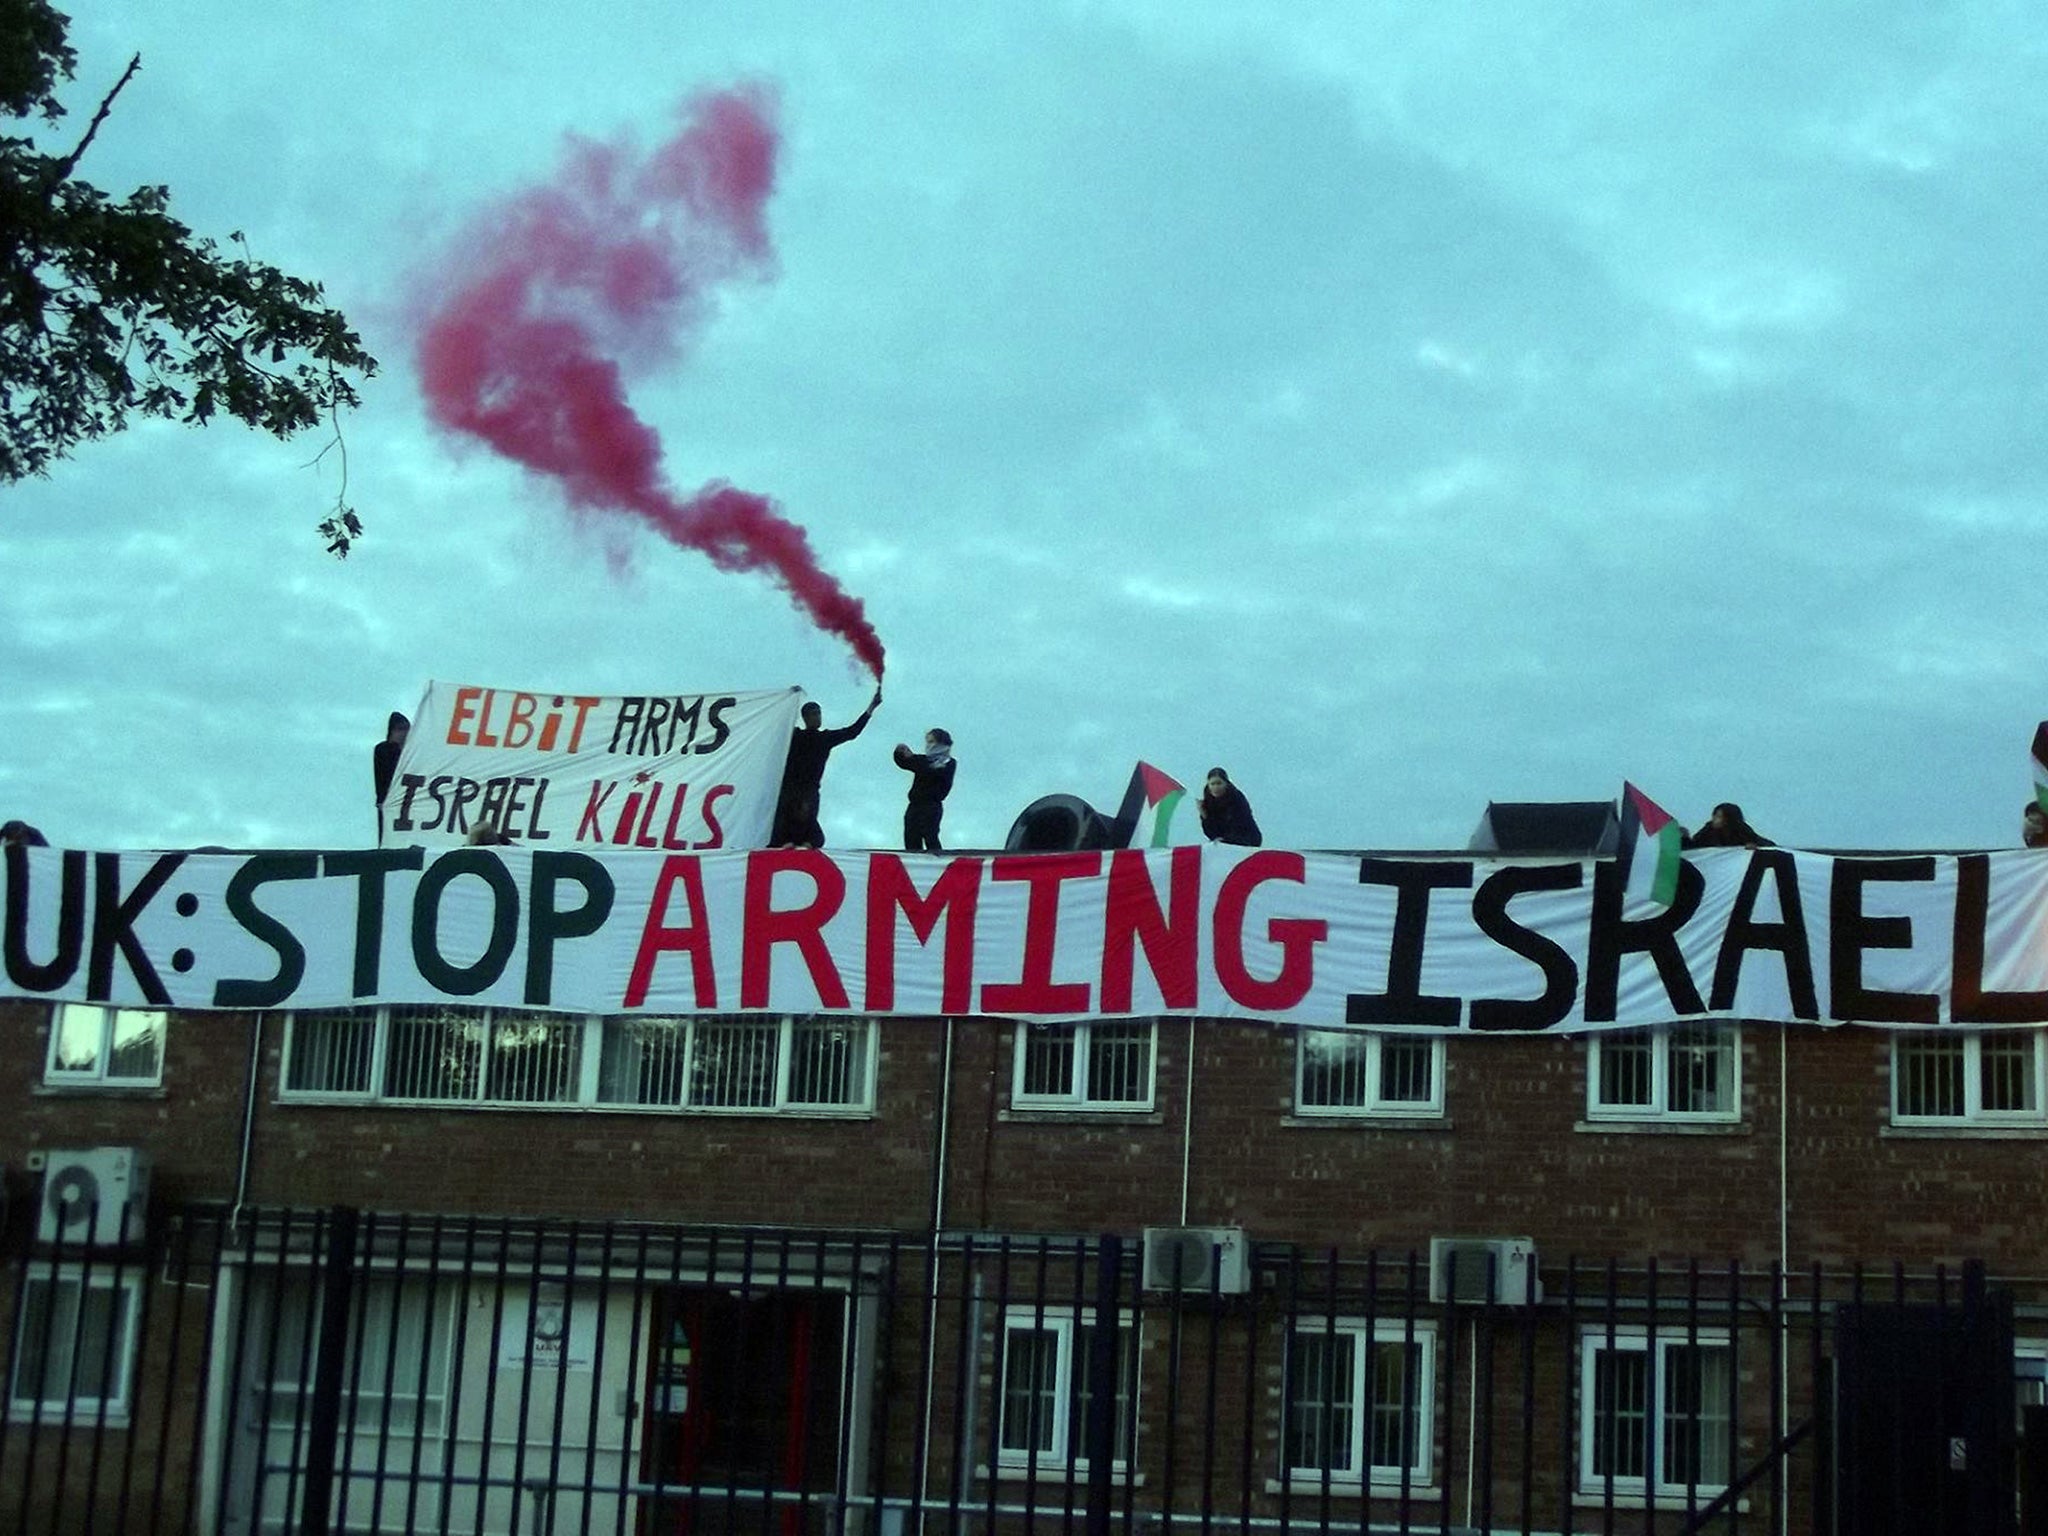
[415, 86, 885, 678]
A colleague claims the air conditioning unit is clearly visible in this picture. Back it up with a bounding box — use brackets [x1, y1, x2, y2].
[1141, 1226, 1250, 1295]
[39, 1148, 151, 1249]
[1428, 1237, 1541, 1306]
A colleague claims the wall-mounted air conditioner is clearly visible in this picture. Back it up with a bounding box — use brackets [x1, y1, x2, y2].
[1141, 1226, 1250, 1295]
[39, 1147, 152, 1248]
[1428, 1237, 1541, 1305]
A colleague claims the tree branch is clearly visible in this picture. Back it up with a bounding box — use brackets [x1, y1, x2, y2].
[50, 53, 140, 183]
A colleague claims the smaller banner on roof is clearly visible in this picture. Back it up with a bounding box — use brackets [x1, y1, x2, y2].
[380, 681, 802, 852]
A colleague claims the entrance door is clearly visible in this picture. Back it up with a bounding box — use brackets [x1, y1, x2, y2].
[641, 1287, 847, 1536]
[219, 1271, 647, 1535]
[1836, 1292, 2017, 1536]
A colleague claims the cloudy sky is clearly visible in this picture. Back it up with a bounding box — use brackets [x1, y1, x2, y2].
[7, 0, 2047, 855]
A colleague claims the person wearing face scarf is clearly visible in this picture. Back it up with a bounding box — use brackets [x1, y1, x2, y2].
[1195, 766, 1262, 847]
[893, 728, 956, 852]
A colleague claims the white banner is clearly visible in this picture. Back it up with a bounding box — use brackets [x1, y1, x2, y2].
[9, 844, 2048, 1031]
[380, 681, 801, 851]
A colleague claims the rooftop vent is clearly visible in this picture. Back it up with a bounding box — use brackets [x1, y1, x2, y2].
[1468, 801, 1619, 857]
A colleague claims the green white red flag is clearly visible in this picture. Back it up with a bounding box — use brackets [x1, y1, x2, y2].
[1116, 762, 1187, 848]
[1617, 781, 1683, 908]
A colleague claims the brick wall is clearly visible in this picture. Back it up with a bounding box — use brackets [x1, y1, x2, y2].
[5, 999, 2046, 1274]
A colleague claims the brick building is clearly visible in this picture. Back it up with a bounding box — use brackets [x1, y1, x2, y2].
[2, 840, 2045, 1534]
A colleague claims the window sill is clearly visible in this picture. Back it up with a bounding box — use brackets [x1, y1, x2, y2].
[1000, 1108, 1164, 1124]
[1574, 1490, 1747, 1513]
[977, 1464, 1143, 1486]
[1575, 1118, 1747, 1135]
[272, 1097, 875, 1119]
[1882, 1122, 2048, 1139]
[8, 1409, 131, 1428]
[1282, 1114, 1451, 1131]
[1264, 1477, 1440, 1499]
[33, 1082, 166, 1100]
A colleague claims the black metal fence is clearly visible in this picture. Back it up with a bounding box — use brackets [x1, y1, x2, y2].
[0, 1204, 2040, 1536]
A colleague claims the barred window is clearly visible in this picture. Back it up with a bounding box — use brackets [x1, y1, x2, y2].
[264, 1278, 451, 1438]
[44, 1004, 165, 1088]
[996, 1309, 1138, 1470]
[1892, 1031, 2045, 1125]
[1588, 1026, 1739, 1121]
[1296, 1030, 1443, 1117]
[1013, 1021, 1155, 1109]
[1580, 1329, 1733, 1495]
[1284, 1321, 1434, 1484]
[9, 1269, 142, 1422]
[283, 1009, 873, 1113]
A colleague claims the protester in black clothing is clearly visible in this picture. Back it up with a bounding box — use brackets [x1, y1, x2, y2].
[2025, 802, 2048, 849]
[774, 687, 882, 847]
[1684, 802, 1772, 849]
[894, 729, 955, 852]
[1196, 767, 1262, 847]
[373, 712, 410, 841]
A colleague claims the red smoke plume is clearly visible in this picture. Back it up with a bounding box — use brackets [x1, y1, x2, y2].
[415, 86, 885, 678]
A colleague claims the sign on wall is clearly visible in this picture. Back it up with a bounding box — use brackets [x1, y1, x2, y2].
[7, 844, 2048, 1032]
[380, 681, 802, 852]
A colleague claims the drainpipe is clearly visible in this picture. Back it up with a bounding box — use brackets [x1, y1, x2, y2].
[1778, 1024, 1790, 1536]
[1179, 1018, 1196, 1225]
[917, 1018, 957, 1522]
[227, 1011, 264, 1240]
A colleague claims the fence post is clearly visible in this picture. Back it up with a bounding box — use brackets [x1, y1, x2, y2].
[1084, 1234, 1124, 1536]
[298, 1205, 362, 1536]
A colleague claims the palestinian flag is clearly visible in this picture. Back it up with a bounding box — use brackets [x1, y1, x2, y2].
[1111, 762, 1187, 848]
[2032, 723, 2048, 813]
[1617, 781, 1683, 908]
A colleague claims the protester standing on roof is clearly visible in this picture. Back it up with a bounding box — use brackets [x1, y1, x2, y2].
[372, 712, 409, 841]
[1196, 767, 1263, 847]
[894, 729, 955, 852]
[1684, 802, 1772, 849]
[774, 686, 883, 847]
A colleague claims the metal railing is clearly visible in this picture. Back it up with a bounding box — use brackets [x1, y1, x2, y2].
[0, 1205, 2037, 1536]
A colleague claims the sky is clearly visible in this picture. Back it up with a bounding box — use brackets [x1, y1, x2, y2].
[7, 0, 2048, 856]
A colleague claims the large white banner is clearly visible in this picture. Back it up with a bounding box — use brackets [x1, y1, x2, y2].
[381, 681, 801, 851]
[8, 843, 2048, 1031]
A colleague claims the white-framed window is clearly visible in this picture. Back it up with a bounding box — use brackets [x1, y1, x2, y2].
[8, 1267, 143, 1422]
[1587, 1025, 1739, 1122]
[1011, 1021, 1155, 1109]
[1891, 1031, 2047, 1126]
[281, 1008, 875, 1114]
[44, 1004, 165, 1088]
[264, 1278, 452, 1438]
[1579, 1327, 1732, 1497]
[1296, 1030, 1444, 1117]
[1283, 1320, 1435, 1486]
[995, 1308, 1139, 1471]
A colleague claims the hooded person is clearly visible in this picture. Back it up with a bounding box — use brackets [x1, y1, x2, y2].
[894, 728, 956, 852]
[373, 712, 410, 841]
[1195, 767, 1262, 847]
